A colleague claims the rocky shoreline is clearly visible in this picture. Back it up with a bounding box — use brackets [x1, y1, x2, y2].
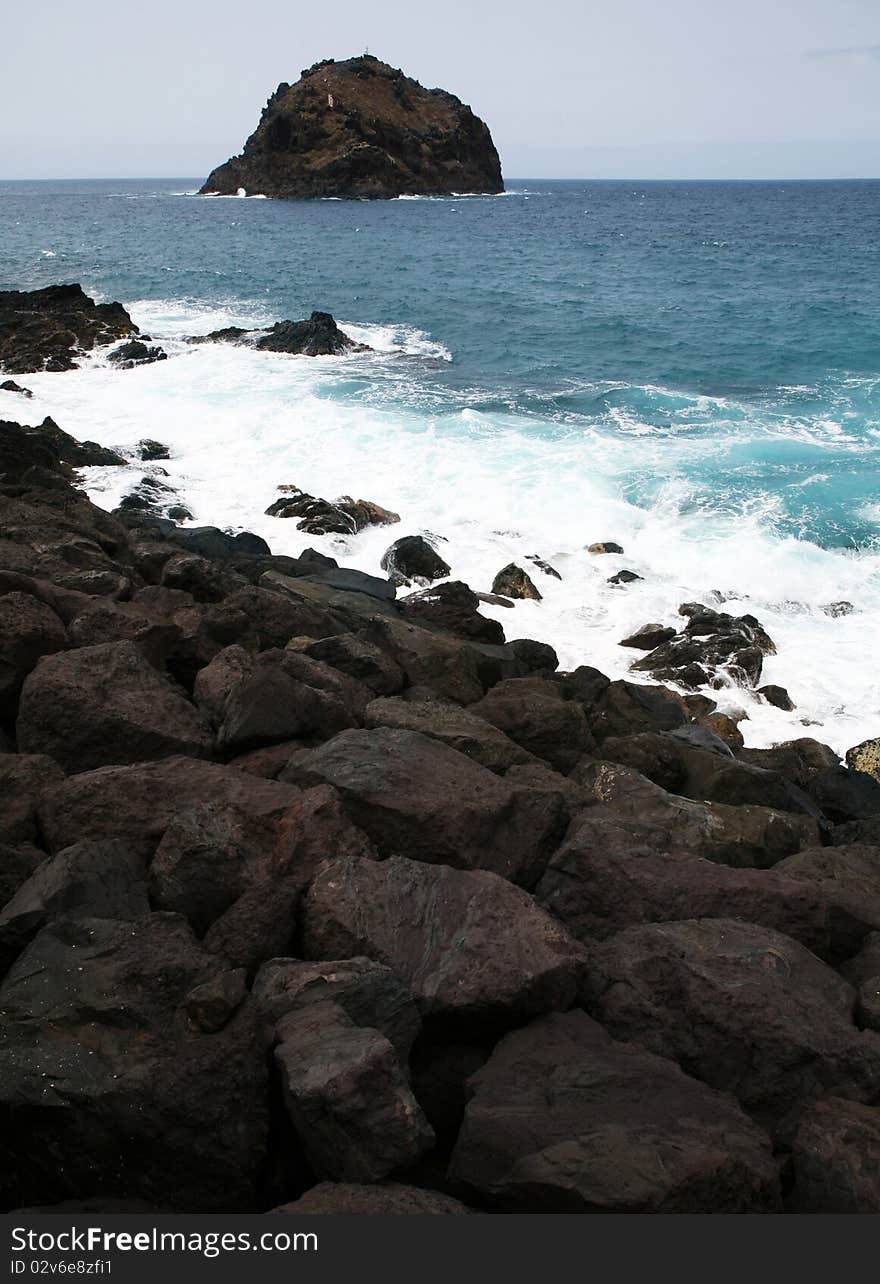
[1, 400, 880, 1215]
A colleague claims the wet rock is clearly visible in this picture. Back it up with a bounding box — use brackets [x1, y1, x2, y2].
[608, 569, 642, 585]
[847, 738, 880, 783]
[491, 564, 542, 601]
[525, 555, 561, 580]
[737, 738, 840, 791]
[0, 914, 268, 1210]
[449, 1010, 779, 1212]
[619, 623, 675, 650]
[631, 604, 776, 691]
[759, 684, 795, 711]
[823, 601, 854, 617]
[135, 439, 170, 461]
[583, 918, 880, 1129]
[265, 485, 396, 533]
[107, 339, 168, 368]
[399, 580, 504, 645]
[0, 839, 148, 972]
[303, 853, 586, 1032]
[586, 679, 685, 741]
[271, 1182, 471, 1214]
[380, 535, 450, 587]
[789, 1097, 880, 1212]
[0, 284, 138, 374]
[0, 381, 32, 398]
[257, 312, 370, 356]
[588, 541, 624, 554]
[364, 695, 539, 774]
[17, 640, 214, 773]
[286, 727, 566, 886]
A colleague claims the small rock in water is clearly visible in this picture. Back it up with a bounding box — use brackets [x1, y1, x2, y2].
[823, 601, 855, 618]
[380, 535, 450, 586]
[526, 555, 562, 580]
[491, 563, 542, 601]
[266, 486, 399, 535]
[476, 592, 515, 608]
[846, 738, 880, 783]
[588, 541, 624, 555]
[608, 569, 643, 586]
[619, 624, 676, 651]
[136, 438, 171, 461]
[758, 684, 796, 712]
[108, 339, 168, 368]
[0, 380, 33, 398]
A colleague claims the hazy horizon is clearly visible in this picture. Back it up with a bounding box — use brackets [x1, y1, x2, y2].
[3, 0, 879, 181]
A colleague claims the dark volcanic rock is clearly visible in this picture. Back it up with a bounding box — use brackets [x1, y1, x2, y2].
[583, 918, 880, 1129]
[257, 312, 369, 355]
[200, 56, 503, 200]
[107, 339, 168, 369]
[286, 727, 566, 886]
[136, 439, 171, 461]
[0, 381, 32, 398]
[0, 284, 138, 374]
[364, 695, 540, 774]
[789, 1097, 880, 1213]
[491, 563, 542, 601]
[0, 590, 68, 720]
[265, 485, 397, 532]
[303, 853, 586, 1031]
[272, 1001, 433, 1181]
[470, 677, 595, 772]
[380, 535, 450, 587]
[448, 1010, 779, 1212]
[0, 754, 65, 845]
[17, 640, 214, 773]
[0, 914, 268, 1211]
[399, 581, 504, 645]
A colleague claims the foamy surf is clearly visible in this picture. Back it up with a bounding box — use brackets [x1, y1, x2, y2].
[4, 297, 878, 757]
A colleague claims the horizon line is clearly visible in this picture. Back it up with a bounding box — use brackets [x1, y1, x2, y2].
[2, 174, 880, 184]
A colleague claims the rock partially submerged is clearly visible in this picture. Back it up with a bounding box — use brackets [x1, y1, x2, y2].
[0, 284, 138, 373]
[200, 55, 503, 200]
[191, 311, 369, 357]
[265, 485, 399, 535]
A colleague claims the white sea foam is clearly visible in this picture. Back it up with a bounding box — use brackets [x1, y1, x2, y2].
[7, 298, 879, 756]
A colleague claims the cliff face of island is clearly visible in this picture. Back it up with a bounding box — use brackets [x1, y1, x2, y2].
[200, 55, 504, 200]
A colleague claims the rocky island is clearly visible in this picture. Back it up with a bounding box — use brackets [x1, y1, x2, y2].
[200, 55, 504, 200]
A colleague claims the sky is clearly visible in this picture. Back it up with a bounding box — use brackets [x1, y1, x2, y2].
[2, 0, 879, 179]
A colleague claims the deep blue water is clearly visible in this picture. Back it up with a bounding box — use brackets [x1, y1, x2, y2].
[2, 177, 878, 549]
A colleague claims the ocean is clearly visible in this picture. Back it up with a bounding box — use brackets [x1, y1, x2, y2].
[1, 177, 879, 753]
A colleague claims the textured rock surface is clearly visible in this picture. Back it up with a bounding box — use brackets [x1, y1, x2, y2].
[201, 56, 503, 199]
[449, 1010, 780, 1212]
[0, 285, 137, 373]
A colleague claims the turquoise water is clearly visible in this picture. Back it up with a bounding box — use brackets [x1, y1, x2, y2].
[1, 178, 879, 748]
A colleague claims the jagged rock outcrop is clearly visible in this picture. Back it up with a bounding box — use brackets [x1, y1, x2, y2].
[200, 55, 503, 200]
[0, 285, 138, 373]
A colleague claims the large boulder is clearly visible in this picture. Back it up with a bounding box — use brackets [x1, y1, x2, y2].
[272, 1001, 432, 1181]
[491, 564, 541, 601]
[583, 918, 880, 1129]
[0, 839, 148, 972]
[448, 1010, 779, 1212]
[0, 914, 268, 1210]
[37, 756, 302, 854]
[200, 55, 503, 200]
[469, 677, 595, 772]
[364, 695, 539, 774]
[570, 762, 820, 868]
[302, 853, 586, 1032]
[808, 766, 880, 824]
[17, 641, 214, 773]
[380, 536, 450, 587]
[536, 821, 875, 962]
[253, 956, 420, 1064]
[0, 753, 65, 844]
[789, 1097, 880, 1212]
[217, 652, 355, 754]
[285, 727, 567, 886]
[0, 591, 67, 720]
